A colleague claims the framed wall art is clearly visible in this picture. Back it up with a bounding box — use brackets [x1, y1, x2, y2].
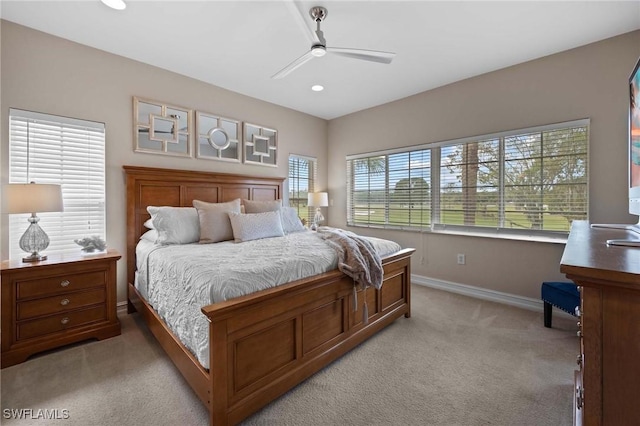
[243, 123, 277, 167]
[195, 112, 241, 162]
[133, 97, 192, 157]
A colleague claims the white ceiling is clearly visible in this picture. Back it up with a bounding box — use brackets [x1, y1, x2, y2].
[2, 1, 639, 120]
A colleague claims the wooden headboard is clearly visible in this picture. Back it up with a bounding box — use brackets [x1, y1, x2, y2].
[124, 165, 284, 285]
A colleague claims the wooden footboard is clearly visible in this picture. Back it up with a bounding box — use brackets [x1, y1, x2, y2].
[202, 248, 414, 425]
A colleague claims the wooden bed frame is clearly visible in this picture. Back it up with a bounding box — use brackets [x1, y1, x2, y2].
[124, 165, 414, 425]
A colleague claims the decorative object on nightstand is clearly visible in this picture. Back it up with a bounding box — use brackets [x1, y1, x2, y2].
[307, 192, 328, 231]
[74, 236, 107, 253]
[1, 250, 121, 368]
[3, 182, 64, 262]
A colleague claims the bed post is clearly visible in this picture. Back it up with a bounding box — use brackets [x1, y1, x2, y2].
[405, 254, 412, 318]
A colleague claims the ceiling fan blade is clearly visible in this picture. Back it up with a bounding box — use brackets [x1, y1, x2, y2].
[283, 0, 319, 44]
[271, 50, 315, 79]
[327, 47, 395, 64]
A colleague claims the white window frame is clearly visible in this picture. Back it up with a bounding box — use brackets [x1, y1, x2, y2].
[8, 109, 106, 259]
[288, 154, 317, 225]
[347, 119, 589, 241]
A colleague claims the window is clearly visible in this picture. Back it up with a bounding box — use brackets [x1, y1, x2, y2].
[288, 155, 317, 224]
[8, 109, 106, 259]
[347, 119, 588, 237]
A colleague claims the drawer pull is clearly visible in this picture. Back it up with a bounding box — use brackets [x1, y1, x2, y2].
[577, 354, 583, 367]
[60, 298, 70, 306]
[576, 385, 583, 409]
[60, 280, 70, 287]
[61, 317, 70, 325]
[577, 330, 582, 338]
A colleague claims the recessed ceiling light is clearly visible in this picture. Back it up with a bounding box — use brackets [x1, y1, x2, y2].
[101, 0, 126, 10]
[311, 85, 324, 92]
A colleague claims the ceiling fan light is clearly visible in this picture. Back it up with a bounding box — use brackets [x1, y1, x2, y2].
[101, 0, 126, 10]
[311, 85, 324, 92]
[311, 45, 326, 57]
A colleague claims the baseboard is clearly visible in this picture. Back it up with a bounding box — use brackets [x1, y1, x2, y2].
[411, 274, 574, 318]
[117, 301, 128, 314]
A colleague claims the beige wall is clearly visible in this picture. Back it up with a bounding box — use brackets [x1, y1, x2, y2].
[327, 30, 640, 299]
[0, 21, 328, 302]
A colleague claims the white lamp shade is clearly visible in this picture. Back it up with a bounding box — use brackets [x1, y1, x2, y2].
[307, 192, 329, 207]
[3, 183, 64, 214]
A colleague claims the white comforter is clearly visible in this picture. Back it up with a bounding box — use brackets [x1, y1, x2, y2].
[135, 230, 401, 369]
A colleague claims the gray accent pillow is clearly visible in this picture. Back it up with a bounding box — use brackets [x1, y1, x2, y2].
[228, 211, 285, 243]
[280, 207, 306, 234]
[243, 199, 282, 213]
[147, 206, 199, 245]
[193, 198, 241, 243]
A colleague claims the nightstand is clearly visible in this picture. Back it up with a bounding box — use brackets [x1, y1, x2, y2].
[1, 249, 121, 368]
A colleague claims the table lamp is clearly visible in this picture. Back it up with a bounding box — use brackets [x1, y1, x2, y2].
[4, 182, 64, 262]
[307, 192, 328, 231]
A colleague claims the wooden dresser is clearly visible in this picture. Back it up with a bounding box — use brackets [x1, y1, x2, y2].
[1, 249, 121, 368]
[560, 221, 640, 426]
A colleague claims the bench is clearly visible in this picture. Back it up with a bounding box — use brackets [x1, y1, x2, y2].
[541, 282, 579, 328]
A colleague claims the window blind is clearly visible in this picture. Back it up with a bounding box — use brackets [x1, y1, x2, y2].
[8, 109, 106, 259]
[347, 119, 588, 236]
[288, 155, 317, 224]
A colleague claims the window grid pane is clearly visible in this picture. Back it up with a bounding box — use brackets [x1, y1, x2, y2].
[288, 155, 317, 225]
[347, 121, 588, 235]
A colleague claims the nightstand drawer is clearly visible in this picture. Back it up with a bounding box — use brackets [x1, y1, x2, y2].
[17, 306, 107, 341]
[17, 289, 106, 321]
[16, 271, 105, 300]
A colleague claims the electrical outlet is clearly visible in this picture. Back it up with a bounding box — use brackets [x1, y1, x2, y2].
[457, 254, 465, 265]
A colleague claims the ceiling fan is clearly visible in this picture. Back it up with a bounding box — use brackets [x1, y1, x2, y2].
[271, 6, 396, 79]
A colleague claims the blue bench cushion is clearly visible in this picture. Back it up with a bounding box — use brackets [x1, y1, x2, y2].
[541, 281, 579, 315]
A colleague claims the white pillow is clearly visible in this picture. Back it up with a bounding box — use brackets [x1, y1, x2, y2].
[143, 218, 155, 229]
[140, 229, 158, 243]
[147, 206, 199, 245]
[228, 211, 285, 243]
[193, 199, 241, 243]
[280, 207, 306, 234]
[243, 199, 282, 214]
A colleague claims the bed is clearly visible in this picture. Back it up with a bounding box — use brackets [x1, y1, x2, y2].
[125, 165, 415, 425]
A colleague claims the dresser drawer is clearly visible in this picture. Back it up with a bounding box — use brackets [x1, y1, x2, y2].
[16, 289, 106, 321]
[16, 271, 105, 300]
[17, 306, 107, 341]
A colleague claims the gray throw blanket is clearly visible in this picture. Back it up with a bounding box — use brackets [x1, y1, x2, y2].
[316, 227, 383, 290]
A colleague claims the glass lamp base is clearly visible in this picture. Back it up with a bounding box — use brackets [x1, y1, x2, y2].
[312, 208, 324, 231]
[19, 214, 50, 263]
[22, 253, 48, 263]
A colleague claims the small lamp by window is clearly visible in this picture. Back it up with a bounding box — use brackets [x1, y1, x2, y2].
[307, 192, 328, 231]
[3, 182, 64, 262]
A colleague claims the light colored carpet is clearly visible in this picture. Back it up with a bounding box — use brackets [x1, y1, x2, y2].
[1, 285, 577, 425]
